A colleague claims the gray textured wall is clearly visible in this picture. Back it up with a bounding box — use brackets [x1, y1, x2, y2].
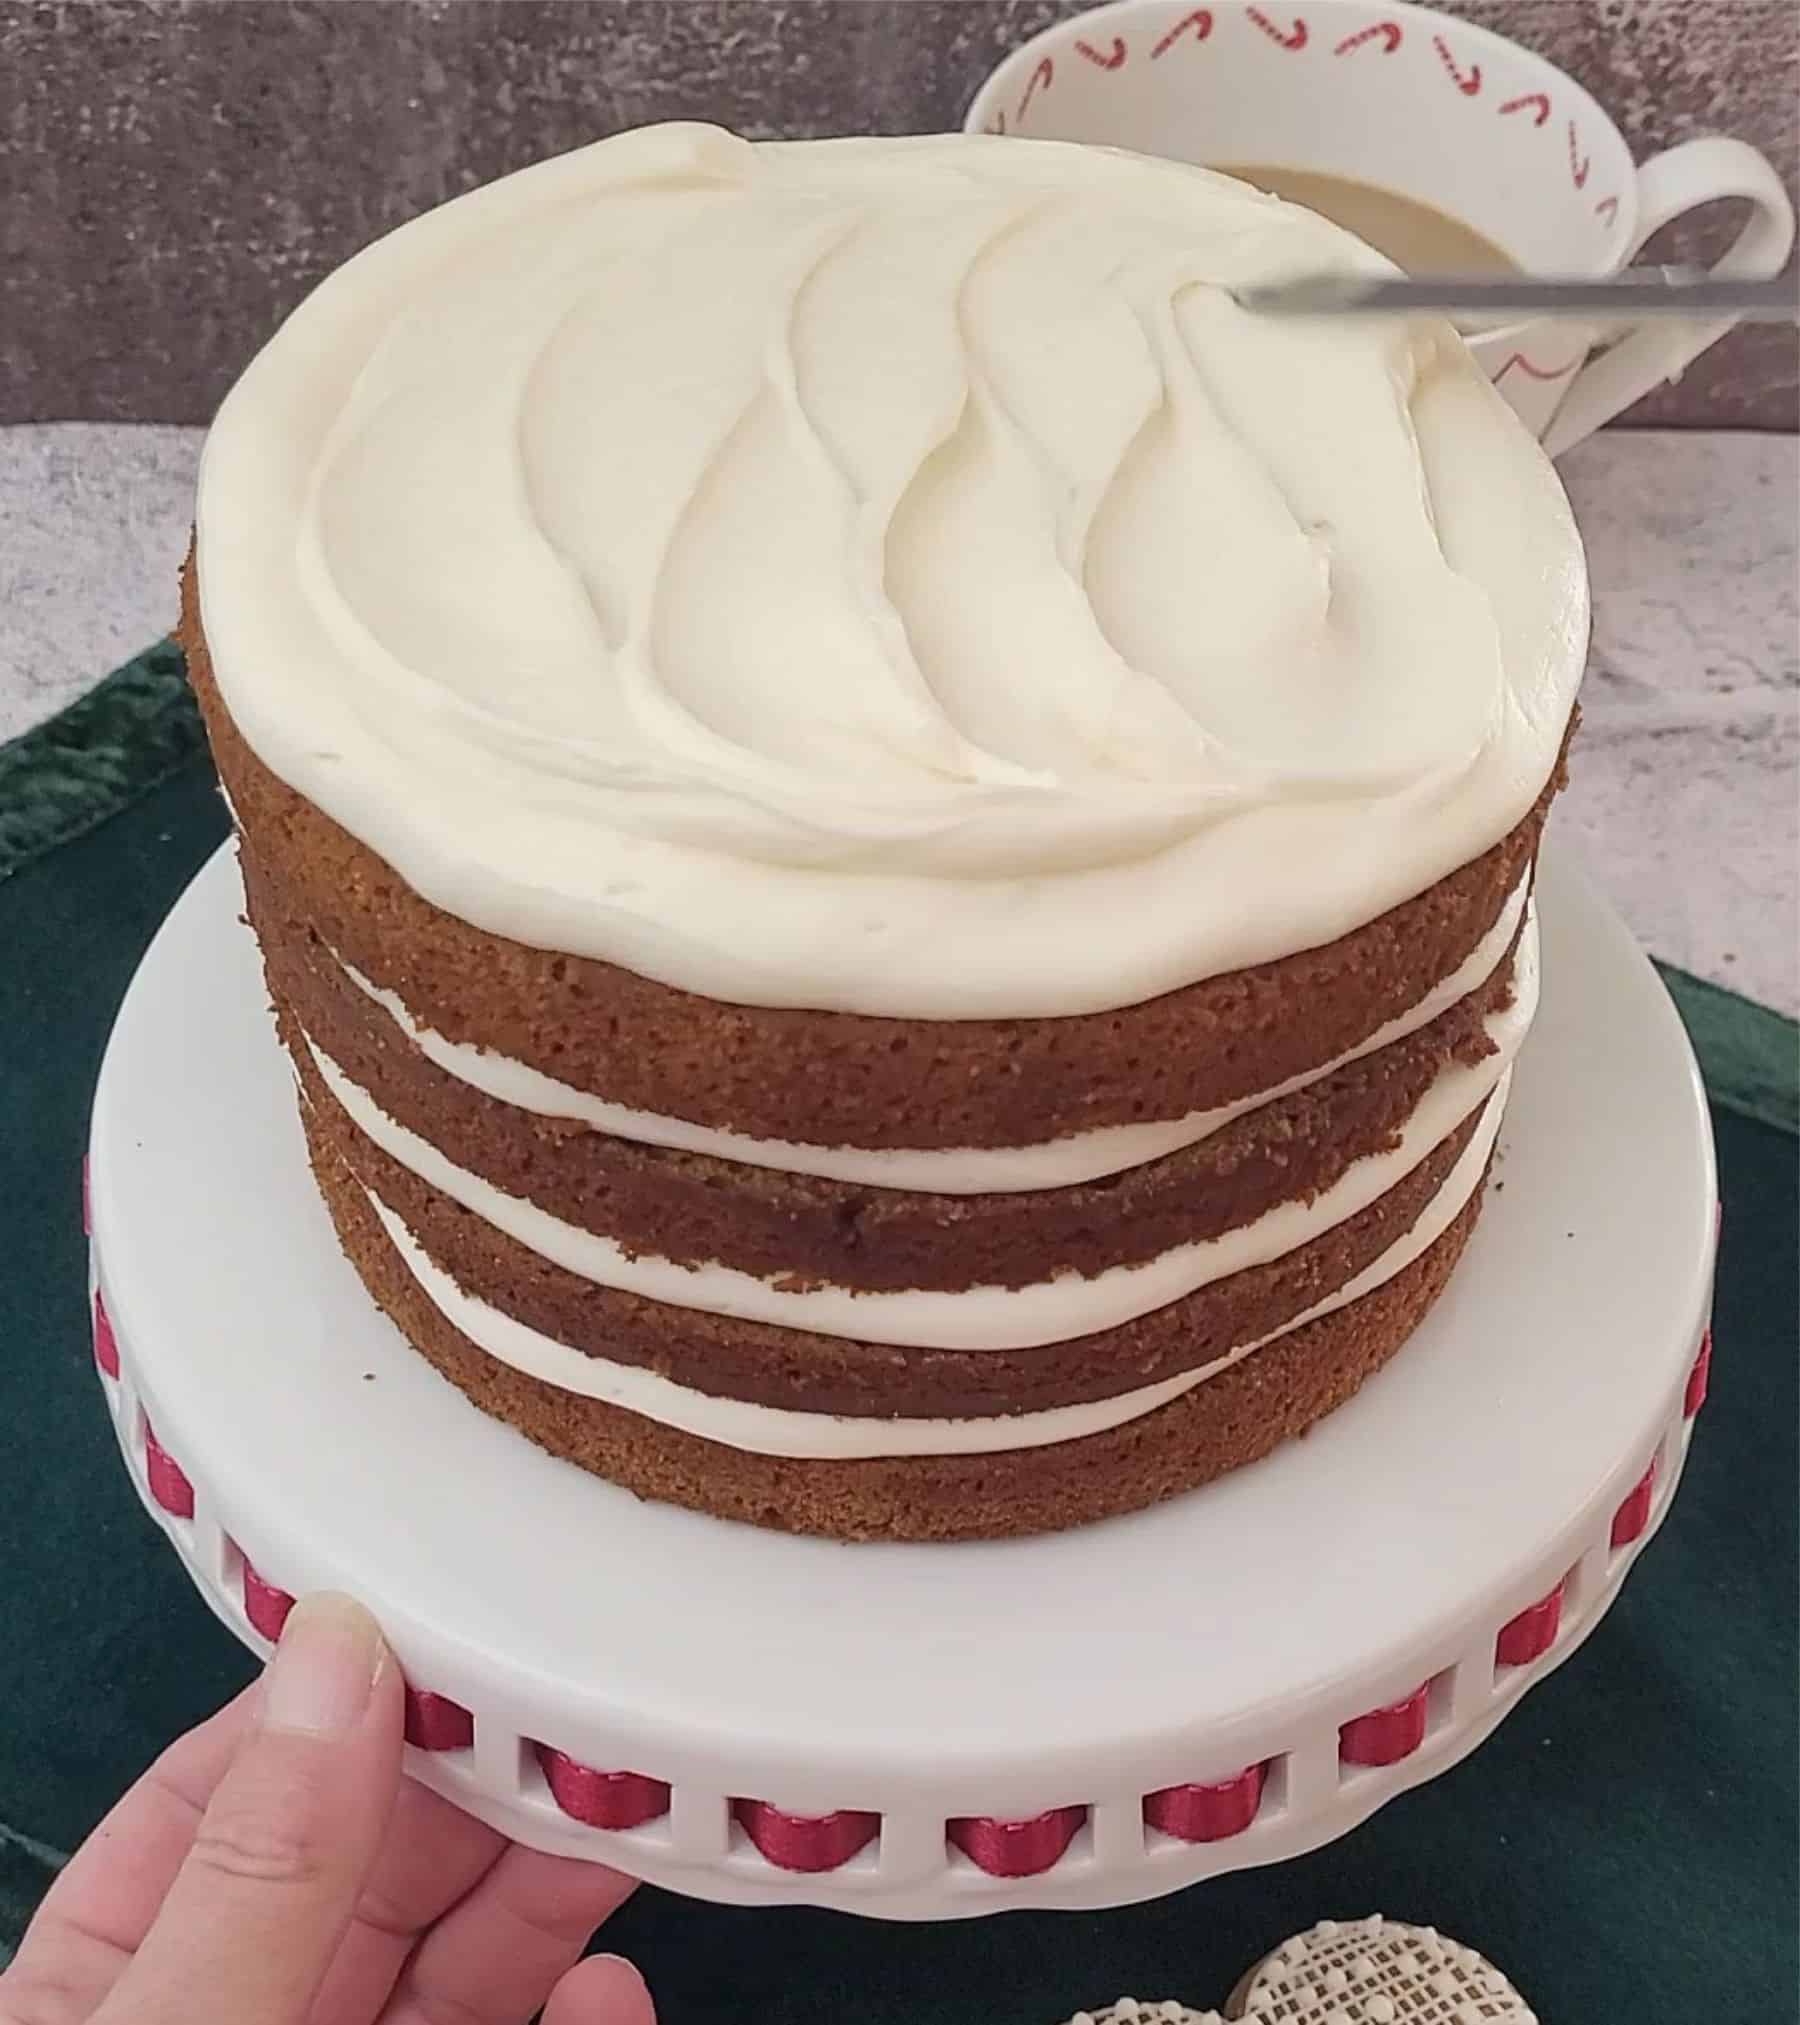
[3, 0, 1795, 426]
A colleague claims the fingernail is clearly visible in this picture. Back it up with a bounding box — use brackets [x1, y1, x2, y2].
[260, 1592, 386, 1739]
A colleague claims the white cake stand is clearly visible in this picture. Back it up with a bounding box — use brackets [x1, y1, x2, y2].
[86, 843, 1716, 1921]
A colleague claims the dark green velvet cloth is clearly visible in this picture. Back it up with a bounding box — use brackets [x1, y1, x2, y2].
[1, 650, 1795, 2021]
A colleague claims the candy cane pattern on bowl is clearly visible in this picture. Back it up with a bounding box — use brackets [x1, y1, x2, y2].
[1333, 20, 1401, 56]
[1152, 8, 1213, 57]
[1430, 31, 1481, 95]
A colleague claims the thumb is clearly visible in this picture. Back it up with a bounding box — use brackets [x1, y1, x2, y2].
[98, 1591, 402, 2025]
[543, 1954, 658, 2025]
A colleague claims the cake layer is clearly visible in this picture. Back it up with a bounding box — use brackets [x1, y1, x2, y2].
[302, 1111, 1489, 1541]
[361, 1088, 1501, 1458]
[193, 123, 1587, 1022]
[330, 867, 1530, 1195]
[190, 589, 1560, 1155]
[289, 1033, 1492, 1420]
[254, 869, 1525, 1291]
[292, 928, 1527, 1353]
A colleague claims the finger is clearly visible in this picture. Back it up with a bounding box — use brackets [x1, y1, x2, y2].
[94, 1592, 402, 2025]
[1, 1690, 256, 2022]
[381, 1847, 639, 2025]
[542, 1954, 658, 2025]
[306, 1779, 507, 2025]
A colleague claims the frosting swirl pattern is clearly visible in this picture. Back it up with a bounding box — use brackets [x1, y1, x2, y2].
[199, 123, 1586, 1016]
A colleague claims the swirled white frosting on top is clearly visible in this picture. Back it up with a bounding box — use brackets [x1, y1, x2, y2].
[198, 122, 1587, 1017]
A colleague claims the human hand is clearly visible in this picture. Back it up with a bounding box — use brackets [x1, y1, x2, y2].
[0, 1594, 654, 2025]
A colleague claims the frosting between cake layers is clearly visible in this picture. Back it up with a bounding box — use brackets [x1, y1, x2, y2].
[198, 122, 1586, 1018]
[333, 871, 1528, 1192]
[303, 915, 1537, 1352]
[358, 1080, 1504, 1458]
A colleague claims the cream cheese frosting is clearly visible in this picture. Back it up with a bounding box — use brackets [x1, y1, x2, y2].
[199, 122, 1586, 1017]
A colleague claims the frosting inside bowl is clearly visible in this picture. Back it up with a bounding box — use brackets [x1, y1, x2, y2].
[198, 122, 1587, 1016]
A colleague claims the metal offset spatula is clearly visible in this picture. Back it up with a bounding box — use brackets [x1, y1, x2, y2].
[1237, 266, 1800, 321]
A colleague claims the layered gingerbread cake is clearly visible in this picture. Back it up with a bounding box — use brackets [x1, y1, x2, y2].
[184, 124, 1587, 1540]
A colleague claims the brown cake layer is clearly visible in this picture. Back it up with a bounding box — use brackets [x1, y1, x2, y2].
[259, 853, 1518, 1291]
[304, 1115, 1487, 1542]
[291, 1031, 1486, 1420]
[184, 556, 1562, 1152]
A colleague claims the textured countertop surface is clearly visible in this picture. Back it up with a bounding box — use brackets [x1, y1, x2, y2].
[2, 421, 1795, 1016]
